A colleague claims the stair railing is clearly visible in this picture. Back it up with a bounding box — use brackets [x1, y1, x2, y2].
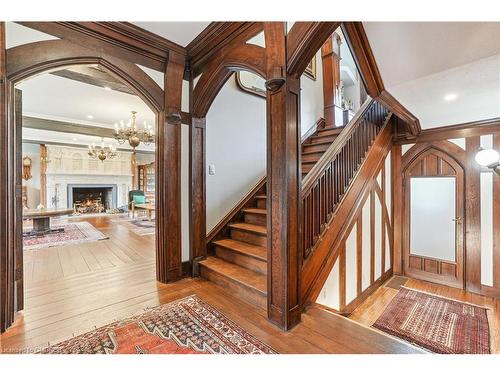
[301, 98, 391, 259]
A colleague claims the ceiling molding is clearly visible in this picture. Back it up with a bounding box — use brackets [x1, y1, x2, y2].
[22, 138, 154, 154]
[17, 22, 187, 72]
[186, 22, 263, 76]
[394, 117, 500, 144]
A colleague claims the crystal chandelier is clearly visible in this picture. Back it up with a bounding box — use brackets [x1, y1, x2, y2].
[88, 138, 118, 162]
[113, 111, 154, 152]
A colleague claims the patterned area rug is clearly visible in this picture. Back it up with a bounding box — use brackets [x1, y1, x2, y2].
[118, 217, 155, 236]
[372, 287, 490, 354]
[40, 295, 276, 354]
[23, 221, 108, 251]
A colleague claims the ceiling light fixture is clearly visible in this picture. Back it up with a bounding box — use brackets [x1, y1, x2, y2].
[103, 86, 112, 91]
[87, 115, 94, 120]
[88, 138, 118, 162]
[113, 111, 154, 153]
[444, 93, 458, 102]
[475, 147, 500, 175]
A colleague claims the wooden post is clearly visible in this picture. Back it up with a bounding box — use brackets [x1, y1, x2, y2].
[156, 51, 184, 283]
[321, 33, 341, 127]
[264, 22, 301, 330]
[130, 151, 137, 190]
[189, 116, 206, 275]
[391, 144, 403, 274]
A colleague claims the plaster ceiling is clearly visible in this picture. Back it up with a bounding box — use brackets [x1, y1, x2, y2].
[132, 22, 210, 47]
[363, 22, 500, 88]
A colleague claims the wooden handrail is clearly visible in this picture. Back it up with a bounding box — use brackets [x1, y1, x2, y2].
[300, 99, 391, 259]
[302, 98, 374, 193]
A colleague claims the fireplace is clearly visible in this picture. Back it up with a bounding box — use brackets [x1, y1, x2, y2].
[67, 184, 118, 214]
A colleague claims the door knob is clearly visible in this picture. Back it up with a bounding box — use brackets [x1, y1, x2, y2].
[452, 217, 462, 224]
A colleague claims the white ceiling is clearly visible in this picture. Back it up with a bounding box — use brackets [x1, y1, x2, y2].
[363, 22, 500, 88]
[363, 22, 500, 128]
[17, 73, 156, 129]
[132, 22, 210, 47]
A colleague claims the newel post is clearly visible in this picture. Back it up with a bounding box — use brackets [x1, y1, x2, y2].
[264, 22, 302, 330]
[156, 51, 185, 282]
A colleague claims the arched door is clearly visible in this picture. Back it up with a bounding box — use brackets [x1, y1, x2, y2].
[403, 146, 465, 289]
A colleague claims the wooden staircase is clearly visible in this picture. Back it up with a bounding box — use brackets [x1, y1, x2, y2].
[199, 122, 344, 309]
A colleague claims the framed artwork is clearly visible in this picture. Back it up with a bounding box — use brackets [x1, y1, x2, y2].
[304, 56, 317, 81]
[235, 71, 266, 98]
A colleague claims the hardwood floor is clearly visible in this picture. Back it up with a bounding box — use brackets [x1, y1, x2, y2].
[23, 215, 155, 286]
[349, 276, 500, 353]
[0, 216, 421, 354]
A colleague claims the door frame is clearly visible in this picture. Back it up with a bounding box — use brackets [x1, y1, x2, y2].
[1, 37, 183, 332]
[401, 142, 466, 289]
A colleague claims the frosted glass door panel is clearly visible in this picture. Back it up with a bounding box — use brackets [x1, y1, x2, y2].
[410, 177, 456, 262]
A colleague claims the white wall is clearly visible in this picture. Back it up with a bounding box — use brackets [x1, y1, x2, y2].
[22, 143, 41, 208]
[300, 50, 324, 136]
[205, 78, 266, 232]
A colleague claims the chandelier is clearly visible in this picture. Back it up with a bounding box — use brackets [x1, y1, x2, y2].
[88, 138, 118, 162]
[113, 111, 154, 152]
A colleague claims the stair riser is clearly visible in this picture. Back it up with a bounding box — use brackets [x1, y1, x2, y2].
[199, 265, 266, 309]
[301, 153, 323, 163]
[215, 246, 267, 275]
[244, 212, 266, 226]
[230, 228, 267, 247]
[255, 198, 266, 209]
[302, 143, 330, 153]
[317, 127, 343, 136]
[308, 135, 336, 144]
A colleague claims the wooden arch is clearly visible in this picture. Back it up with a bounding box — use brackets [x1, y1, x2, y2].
[192, 44, 266, 118]
[402, 141, 466, 171]
[6, 39, 164, 113]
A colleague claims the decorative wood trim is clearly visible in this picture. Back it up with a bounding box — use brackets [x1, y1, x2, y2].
[206, 176, 266, 245]
[392, 144, 403, 275]
[6, 39, 164, 114]
[339, 242, 346, 309]
[23, 116, 116, 139]
[187, 22, 263, 77]
[265, 22, 301, 330]
[370, 189, 375, 284]
[18, 22, 187, 72]
[302, 122, 393, 304]
[342, 23, 421, 136]
[394, 117, 500, 144]
[356, 215, 363, 295]
[465, 137, 482, 293]
[286, 22, 340, 78]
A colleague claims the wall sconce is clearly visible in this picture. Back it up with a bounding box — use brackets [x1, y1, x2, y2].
[475, 148, 500, 175]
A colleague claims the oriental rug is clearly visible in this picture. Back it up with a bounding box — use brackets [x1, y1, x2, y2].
[113, 216, 155, 236]
[40, 295, 276, 354]
[372, 287, 490, 354]
[23, 221, 108, 251]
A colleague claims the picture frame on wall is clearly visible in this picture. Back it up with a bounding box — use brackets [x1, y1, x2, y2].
[304, 56, 317, 80]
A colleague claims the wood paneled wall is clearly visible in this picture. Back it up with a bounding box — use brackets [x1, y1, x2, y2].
[315, 150, 393, 313]
[393, 122, 500, 298]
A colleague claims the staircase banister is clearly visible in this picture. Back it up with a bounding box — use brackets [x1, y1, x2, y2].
[301, 97, 374, 195]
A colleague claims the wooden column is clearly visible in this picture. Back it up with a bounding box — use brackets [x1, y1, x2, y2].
[156, 51, 184, 283]
[264, 22, 301, 330]
[0, 21, 15, 333]
[189, 116, 206, 275]
[321, 33, 341, 127]
[40, 144, 48, 206]
[493, 134, 500, 288]
[392, 144, 403, 274]
[130, 152, 137, 190]
[465, 136, 482, 293]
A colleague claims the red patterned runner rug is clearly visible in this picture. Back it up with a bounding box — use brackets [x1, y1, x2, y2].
[372, 287, 490, 354]
[40, 295, 276, 354]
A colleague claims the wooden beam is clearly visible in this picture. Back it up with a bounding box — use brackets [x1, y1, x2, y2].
[39, 144, 48, 206]
[392, 144, 403, 275]
[18, 22, 186, 73]
[394, 117, 500, 144]
[187, 22, 263, 77]
[286, 22, 340, 78]
[23, 116, 116, 138]
[265, 22, 301, 330]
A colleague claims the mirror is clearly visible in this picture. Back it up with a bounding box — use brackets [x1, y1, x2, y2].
[235, 71, 266, 98]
